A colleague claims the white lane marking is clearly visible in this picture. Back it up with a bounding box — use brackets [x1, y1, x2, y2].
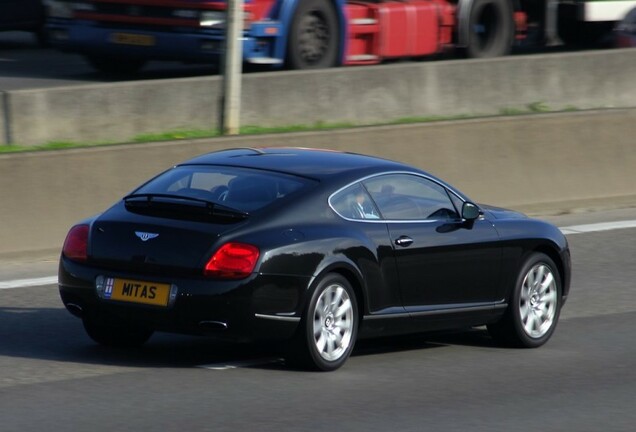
[559, 220, 636, 235]
[1, 220, 635, 290]
[198, 357, 284, 370]
[0, 276, 57, 290]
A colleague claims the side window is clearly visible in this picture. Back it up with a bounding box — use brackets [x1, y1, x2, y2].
[330, 183, 380, 220]
[363, 174, 459, 220]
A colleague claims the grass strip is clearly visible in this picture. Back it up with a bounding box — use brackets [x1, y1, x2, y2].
[0, 103, 582, 153]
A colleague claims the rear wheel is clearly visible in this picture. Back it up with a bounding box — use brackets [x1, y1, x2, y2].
[463, 0, 514, 58]
[488, 252, 561, 347]
[287, 0, 340, 69]
[289, 273, 358, 371]
[83, 318, 153, 348]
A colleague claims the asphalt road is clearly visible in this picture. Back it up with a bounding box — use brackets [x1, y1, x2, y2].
[0, 30, 579, 91]
[0, 31, 219, 91]
[0, 208, 635, 431]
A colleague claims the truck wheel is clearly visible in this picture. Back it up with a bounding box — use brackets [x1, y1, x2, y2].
[86, 55, 146, 75]
[464, 0, 514, 58]
[287, 0, 339, 69]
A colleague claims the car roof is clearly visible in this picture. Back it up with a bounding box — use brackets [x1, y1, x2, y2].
[180, 147, 416, 181]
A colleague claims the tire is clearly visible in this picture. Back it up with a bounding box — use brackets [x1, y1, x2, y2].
[488, 253, 561, 348]
[286, 0, 339, 69]
[463, 0, 514, 58]
[85, 55, 146, 75]
[289, 273, 358, 371]
[35, 27, 49, 47]
[83, 318, 153, 348]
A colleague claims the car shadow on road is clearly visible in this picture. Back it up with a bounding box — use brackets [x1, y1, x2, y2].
[0, 305, 507, 371]
[352, 327, 503, 357]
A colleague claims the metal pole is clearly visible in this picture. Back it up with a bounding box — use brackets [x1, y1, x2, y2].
[222, 0, 244, 135]
[544, 0, 562, 46]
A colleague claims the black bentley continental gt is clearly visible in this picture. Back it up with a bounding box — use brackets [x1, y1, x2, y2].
[59, 148, 571, 370]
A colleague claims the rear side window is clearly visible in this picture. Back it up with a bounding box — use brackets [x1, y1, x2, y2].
[330, 183, 380, 220]
[133, 165, 310, 212]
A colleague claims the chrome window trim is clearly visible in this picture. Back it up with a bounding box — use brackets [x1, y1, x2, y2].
[328, 171, 471, 224]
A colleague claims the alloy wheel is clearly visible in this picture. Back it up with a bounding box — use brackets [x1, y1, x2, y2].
[312, 283, 354, 361]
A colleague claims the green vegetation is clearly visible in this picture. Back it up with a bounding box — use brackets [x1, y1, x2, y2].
[133, 122, 359, 143]
[527, 102, 551, 113]
[0, 103, 583, 153]
[0, 139, 119, 153]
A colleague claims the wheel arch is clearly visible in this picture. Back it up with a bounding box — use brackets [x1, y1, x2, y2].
[531, 243, 569, 298]
[329, 266, 366, 323]
[309, 261, 367, 321]
[271, 0, 347, 66]
[499, 241, 567, 305]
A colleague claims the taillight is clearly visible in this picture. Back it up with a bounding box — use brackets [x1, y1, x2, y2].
[204, 243, 259, 279]
[62, 224, 89, 262]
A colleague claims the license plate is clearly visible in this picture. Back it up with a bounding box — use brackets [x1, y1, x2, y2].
[104, 277, 171, 307]
[110, 32, 155, 46]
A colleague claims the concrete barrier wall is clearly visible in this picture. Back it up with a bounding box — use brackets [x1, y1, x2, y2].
[240, 49, 636, 126]
[4, 49, 636, 146]
[8, 78, 223, 145]
[1, 109, 635, 256]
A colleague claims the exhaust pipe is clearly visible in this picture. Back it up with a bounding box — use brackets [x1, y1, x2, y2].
[65, 303, 83, 318]
[198, 320, 228, 330]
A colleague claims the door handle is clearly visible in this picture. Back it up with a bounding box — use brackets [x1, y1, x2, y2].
[394, 236, 413, 247]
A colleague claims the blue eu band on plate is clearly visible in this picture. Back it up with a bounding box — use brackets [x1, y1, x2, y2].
[107, 278, 171, 307]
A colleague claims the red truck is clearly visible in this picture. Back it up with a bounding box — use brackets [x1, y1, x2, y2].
[44, 0, 625, 73]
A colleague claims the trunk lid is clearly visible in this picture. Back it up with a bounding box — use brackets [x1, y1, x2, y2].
[89, 200, 247, 276]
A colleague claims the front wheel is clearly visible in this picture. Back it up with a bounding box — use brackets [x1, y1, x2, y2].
[286, 0, 340, 69]
[488, 253, 562, 347]
[289, 273, 358, 371]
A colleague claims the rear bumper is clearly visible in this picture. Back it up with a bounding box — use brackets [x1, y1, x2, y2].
[46, 19, 281, 64]
[59, 257, 309, 342]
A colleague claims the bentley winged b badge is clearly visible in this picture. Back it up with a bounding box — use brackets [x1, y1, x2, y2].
[135, 231, 159, 242]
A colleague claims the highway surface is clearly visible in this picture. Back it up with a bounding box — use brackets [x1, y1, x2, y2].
[0, 30, 576, 91]
[1, 208, 635, 431]
[0, 31, 220, 91]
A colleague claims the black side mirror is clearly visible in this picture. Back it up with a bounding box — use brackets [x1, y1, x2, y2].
[461, 202, 480, 221]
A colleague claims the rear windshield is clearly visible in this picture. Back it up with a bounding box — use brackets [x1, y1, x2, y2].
[132, 165, 312, 212]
